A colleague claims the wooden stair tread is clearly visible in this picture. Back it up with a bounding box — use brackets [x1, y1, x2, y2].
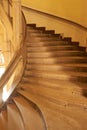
[0, 111, 8, 130]
[13, 96, 46, 130]
[27, 46, 80, 52]
[19, 81, 84, 97]
[24, 69, 87, 77]
[21, 76, 87, 97]
[26, 63, 87, 68]
[17, 88, 87, 114]
[26, 64, 87, 73]
[17, 90, 87, 130]
[19, 83, 87, 104]
[26, 41, 69, 46]
[26, 40, 79, 46]
[27, 48, 82, 52]
[27, 56, 87, 59]
[27, 51, 84, 57]
[27, 57, 87, 64]
[7, 103, 24, 130]
[28, 33, 53, 37]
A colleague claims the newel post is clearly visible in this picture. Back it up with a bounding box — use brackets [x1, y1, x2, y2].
[12, 0, 22, 50]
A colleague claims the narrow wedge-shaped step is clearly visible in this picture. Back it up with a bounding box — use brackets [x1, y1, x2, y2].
[7, 102, 24, 130]
[13, 95, 47, 130]
[0, 110, 8, 130]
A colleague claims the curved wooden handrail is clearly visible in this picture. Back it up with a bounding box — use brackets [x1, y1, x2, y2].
[21, 11, 27, 46]
[0, 13, 27, 87]
[0, 31, 26, 88]
[22, 5, 87, 31]
[0, 49, 22, 89]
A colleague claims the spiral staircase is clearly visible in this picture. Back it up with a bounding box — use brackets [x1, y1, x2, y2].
[0, 23, 87, 130]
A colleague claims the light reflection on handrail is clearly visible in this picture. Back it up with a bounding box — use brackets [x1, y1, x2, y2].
[2, 54, 23, 102]
[0, 49, 22, 88]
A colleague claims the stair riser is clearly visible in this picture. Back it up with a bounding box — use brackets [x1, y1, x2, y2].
[63, 37, 72, 42]
[27, 24, 36, 27]
[44, 30, 55, 34]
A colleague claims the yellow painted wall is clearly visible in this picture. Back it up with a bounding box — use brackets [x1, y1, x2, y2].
[22, 0, 87, 27]
[0, 22, 5, 50]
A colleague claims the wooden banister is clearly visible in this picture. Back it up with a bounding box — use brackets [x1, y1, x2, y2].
[0, 1, 27, 107]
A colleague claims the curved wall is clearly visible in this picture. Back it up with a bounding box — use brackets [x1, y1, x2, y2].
[22, 7, 87, 47]
[22, 0, 87, 28]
